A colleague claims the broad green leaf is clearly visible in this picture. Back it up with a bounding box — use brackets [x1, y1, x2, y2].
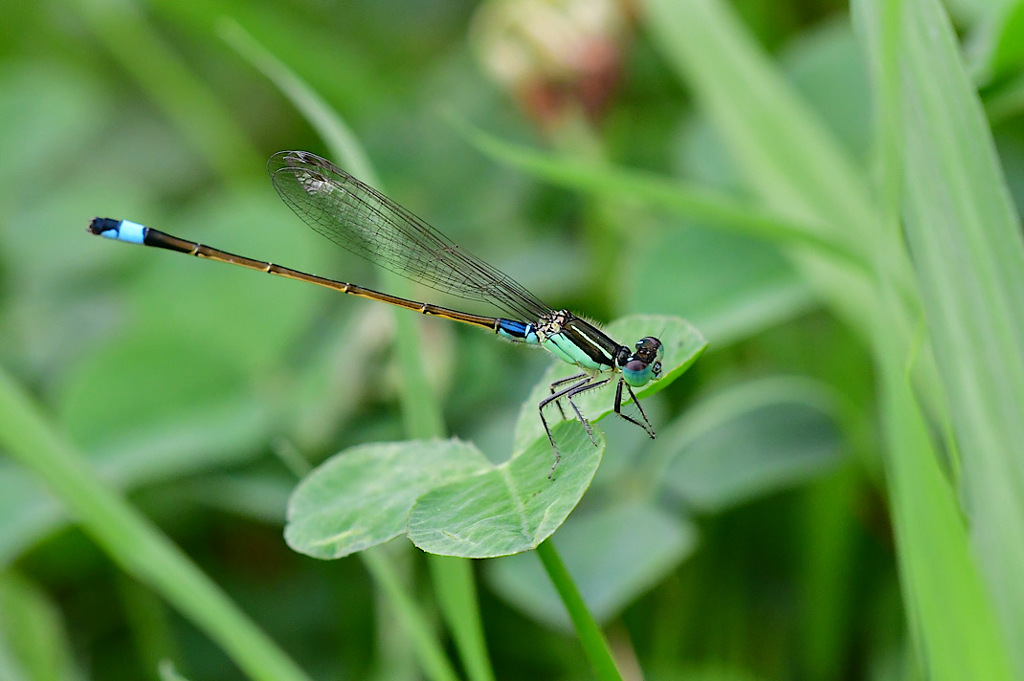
[285, 439, 490, 559]
[408, 422, 602, 558]
[486, 501, 697, 629]
[512, 315, 706, 453]
[658, 378, 843, 512]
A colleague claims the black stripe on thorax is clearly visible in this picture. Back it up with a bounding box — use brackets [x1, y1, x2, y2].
[563, 317, 621, 367]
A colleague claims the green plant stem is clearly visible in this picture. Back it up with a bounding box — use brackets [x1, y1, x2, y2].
[535, 541, 622, 681]
[361, 549, 461, 681]
[0, 366, 311, 681]
[429, 557, 495, 681]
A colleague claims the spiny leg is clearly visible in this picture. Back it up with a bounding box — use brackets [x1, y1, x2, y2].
[549, 372, 586, 421]
[562, 377, 610, 446]
[538, 375, 608, 477]
[539, 375, 594, 454]
[613, 378, 657, 439]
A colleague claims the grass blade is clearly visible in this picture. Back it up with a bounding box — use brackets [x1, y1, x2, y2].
[882, 0, 1024, 671]
[0, 367, 313, 681]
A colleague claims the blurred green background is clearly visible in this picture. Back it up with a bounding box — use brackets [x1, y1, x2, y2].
[2, 0, 1023, 679]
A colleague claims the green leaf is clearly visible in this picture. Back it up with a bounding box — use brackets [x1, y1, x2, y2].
[641, 0, 880, 336]
[512, 315, 706, 453]
[658, 377, 844, 512]
[453, 116, 855, 264]
[0, 398, 274, 568]
[867, 0, 1024, 673]
[969, 2, 1024, 83]
[628, 225, 813, 347]
[287, 424, 602, 560]
[0, 573, 80, 681]
[0, 367, 314, 681]
[285, 439, 491, 559]
[158, 660, 193, 681]
[641, 0, 874, 240]
[486, 501, 697, 629]
[408, 422, 603, 558]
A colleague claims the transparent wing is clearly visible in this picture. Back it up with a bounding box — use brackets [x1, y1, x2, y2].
[268, 150, 552, 321]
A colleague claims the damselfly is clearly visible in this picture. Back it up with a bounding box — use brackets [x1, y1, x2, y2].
[89, 151, 663, 468]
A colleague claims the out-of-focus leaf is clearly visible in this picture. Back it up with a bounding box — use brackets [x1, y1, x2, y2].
[0, 572, 80, 681]
[658, 377, 843, 512]
[870, 0, 1024, 673]
[0, 398, 275, 568]
[628, 224, 812, 347]
[486, 501, 697, 629]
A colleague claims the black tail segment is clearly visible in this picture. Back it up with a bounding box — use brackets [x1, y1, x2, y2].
[88, 217, 121, 235]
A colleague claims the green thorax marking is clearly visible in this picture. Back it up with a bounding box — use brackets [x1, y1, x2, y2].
[535, 310, 619, 372]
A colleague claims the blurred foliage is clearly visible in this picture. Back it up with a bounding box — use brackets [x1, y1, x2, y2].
[1, 0, 1023, 680]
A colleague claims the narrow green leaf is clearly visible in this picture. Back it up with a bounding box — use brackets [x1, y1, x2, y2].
[534, 541, 623, 681]
[360, 548, 462, 681]
[887, 0, 1024, 672]
[452, 117, 857, 266]
[855, 0, 1021, 675]
[0, 573, 80, 681]
[641, 0, 875, 241]
[157, 660, 192, 681]
[218, 19, 377, 186]
[428, 557, 496, 681]
[408, 423, 603, 558]
[0, 398, 274, 568]
[875, 303, 1015, 681]
[641, 0, 883, 336]
[230, 27, 487, 680]
[0, 367, 313, 681]
[223, 20, 444, 440]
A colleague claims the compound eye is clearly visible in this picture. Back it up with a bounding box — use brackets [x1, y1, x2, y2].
[625, 358, 647, 373]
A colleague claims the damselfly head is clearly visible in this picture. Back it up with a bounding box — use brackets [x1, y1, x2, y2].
[620, 336, 663, 387]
